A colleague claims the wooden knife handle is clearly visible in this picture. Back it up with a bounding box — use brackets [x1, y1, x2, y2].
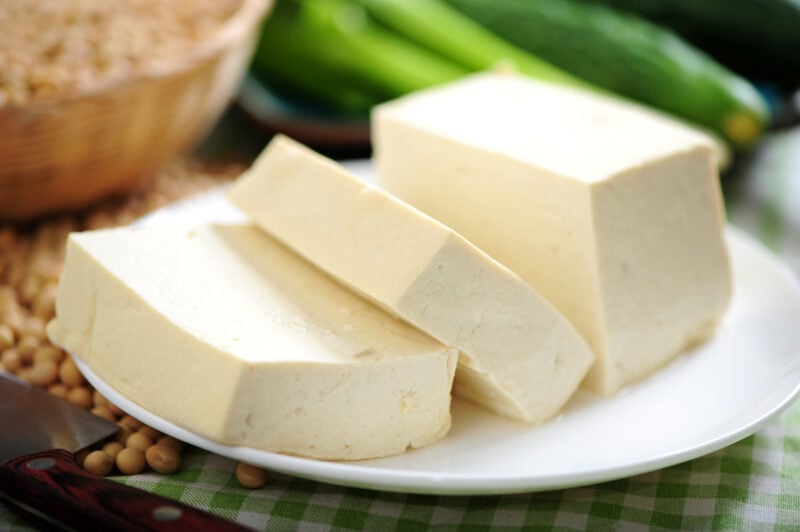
[0, 449, 252, 531]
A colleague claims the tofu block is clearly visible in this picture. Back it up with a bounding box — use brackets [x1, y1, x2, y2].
[373, 73, 733, 395]
[47, 224, 457, 460]
[228, 135, 593, 424]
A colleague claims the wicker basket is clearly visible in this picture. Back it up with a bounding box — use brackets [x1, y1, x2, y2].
[0, 0, 273, 221]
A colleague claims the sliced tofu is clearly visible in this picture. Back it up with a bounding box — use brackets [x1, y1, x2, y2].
[373, 72, 733, 395]
[229, 135, 593, 424]
[47, 224, 456, 460]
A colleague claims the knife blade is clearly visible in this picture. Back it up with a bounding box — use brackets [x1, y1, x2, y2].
[0, 372, 252, 531]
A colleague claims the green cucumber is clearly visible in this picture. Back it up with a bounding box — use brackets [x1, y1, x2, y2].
[577, 0, 800, 85]
[252, 0, 469, 115]
[446, 0, 770, 149]
[300, 0, 469, 95]
[254, 14, 386, 114]
[352, 0, 588, 88]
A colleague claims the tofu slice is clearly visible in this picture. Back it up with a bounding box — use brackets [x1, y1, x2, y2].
[47, 224, 457, 460]
[373, 72, 733, 395]
[228, 135, 594, 424]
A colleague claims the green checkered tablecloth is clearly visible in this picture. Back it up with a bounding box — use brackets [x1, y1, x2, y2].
[2, 126, 799, 531]
[30, 412, 800, 530]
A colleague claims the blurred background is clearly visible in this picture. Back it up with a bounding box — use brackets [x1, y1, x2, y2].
[223, 0, 800, 276]
[1, 0, 799, 260]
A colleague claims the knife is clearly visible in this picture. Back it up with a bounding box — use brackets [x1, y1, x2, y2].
[0, 372, 252, 531]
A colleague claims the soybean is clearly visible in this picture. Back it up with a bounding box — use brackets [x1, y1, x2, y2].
[235, 462, 267, 489]
[58, 357, 84, 386]
[145, 445, 180, 474]
[1, 348, 21, 373]
[91, 405, 116, 423]
[83, 450, 114, 476]
[66, 386, 93, 408]
[20, 359, 58, 387]
[126, 432, 153, 453]
[116, 448, 146, 475]
[102, 441, 124, 460]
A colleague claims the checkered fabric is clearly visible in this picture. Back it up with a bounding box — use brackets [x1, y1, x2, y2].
[2, 128, 799, 531]
[1, 400, 798, 530]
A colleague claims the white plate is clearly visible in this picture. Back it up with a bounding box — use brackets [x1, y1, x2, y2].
[76, 172, 800, 495]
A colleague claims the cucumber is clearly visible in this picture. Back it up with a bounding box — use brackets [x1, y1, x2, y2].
[445, 0, 770, 149]
[577, 0, 800, 86]
[352, 0, 588, 88]
[252, 0, 469, 115]
[253, 13, 387, 115]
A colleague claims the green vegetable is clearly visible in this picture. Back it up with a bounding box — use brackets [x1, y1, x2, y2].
[252, 0, 469, 115]
[254, 15, 385, 114]
[445, 0, 770, 149]
[576, 0, 800, 86]
[352, 0, 587, 87]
